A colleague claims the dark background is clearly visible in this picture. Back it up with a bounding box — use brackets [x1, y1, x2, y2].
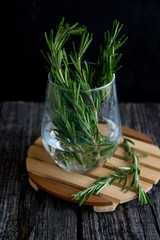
[1, 0, 160, 102]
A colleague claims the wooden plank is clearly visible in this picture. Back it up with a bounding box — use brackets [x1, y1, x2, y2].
[28, 146, 153, 193]
[28, 145, 134, 209]
[29, 177, 39, 191]
[28, 173, 114, 207]
[93, 202, 118, 213]
[121, 136, 160, 157]
[88, 167, 153, 193]
[122, 125, 153, 144]
[28, 145, 55, 164]
[114, 146, 160, 171]
[105, 156, 160, 184]
[28, 145, 160, 185]
[139, 155, 160, 171]
[34, 137, 43, 147]
[26, 157, 137, 203]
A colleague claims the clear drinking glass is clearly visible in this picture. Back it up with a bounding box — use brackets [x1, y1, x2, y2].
[41, 69, 121, 174]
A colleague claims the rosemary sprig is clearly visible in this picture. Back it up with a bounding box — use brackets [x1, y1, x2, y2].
[72, 138, 152, 206]
[123, 139, 152, 205]
[42, 18, 127, 172]
[42, 18, 127, 91]
[90, 20, 128, 88]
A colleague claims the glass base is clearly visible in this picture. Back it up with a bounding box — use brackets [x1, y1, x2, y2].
[42, 140, 119, 174]
[41, 118, 121, 173]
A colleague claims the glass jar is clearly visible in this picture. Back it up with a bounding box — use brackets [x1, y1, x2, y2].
[41, 71, 121, 174]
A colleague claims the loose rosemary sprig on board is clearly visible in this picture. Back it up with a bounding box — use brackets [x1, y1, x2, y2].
[72, 138, 152, 206]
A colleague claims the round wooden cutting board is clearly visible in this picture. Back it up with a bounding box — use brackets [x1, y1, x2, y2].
[26, 126, 160, 212]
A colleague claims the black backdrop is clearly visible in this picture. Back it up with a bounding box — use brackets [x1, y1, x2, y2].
[1, 0, 160, 102]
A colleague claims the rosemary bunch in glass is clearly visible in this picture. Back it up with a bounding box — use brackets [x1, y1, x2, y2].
[72, 138, 152, 206]
[42, 18, 127, 171]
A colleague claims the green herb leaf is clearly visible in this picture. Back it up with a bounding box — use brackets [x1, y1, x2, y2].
[72, 138, 152, 206]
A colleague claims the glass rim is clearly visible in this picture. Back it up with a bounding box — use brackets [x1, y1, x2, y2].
[48, 62, 115, 92]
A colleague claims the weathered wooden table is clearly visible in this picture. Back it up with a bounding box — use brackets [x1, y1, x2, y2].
[0, 102, 160, 240]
